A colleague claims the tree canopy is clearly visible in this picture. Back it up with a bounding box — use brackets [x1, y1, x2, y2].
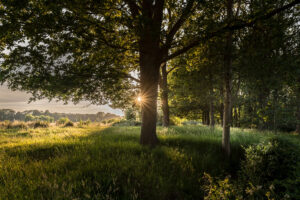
[1, 0, 299, 150]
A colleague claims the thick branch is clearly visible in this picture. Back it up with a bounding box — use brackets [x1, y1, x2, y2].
[127, 74, 140, 83]
[164, 0, 196, 49]
[165, 0, 300, 62]
[167, 65, 179, 75]
[125, 0, 140, 17]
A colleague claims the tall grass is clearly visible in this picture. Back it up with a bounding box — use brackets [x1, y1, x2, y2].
[0, 125, 298, 199]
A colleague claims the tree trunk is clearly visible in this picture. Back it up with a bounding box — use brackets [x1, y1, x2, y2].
[140, 55, 160, 146]
[220, 86, 224, 126]
[222, 0, 233, 157]
[206, 110, 210, 125]
[220, 103, 224, 126]
[296, 83, 300, 133]
[210, 100, 215, 128]
[160, 63, 170, 127]
[234, 107, 239, 127]
[209, 73, 215, 128]
[202, 110, 210, 125]
[139, 40, 161, 146]
[296, 104, 300, 133]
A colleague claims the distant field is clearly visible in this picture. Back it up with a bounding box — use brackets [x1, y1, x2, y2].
[0, 125, 299, 200]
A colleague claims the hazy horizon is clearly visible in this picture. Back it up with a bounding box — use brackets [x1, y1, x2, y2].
[0, 85, 123, 116]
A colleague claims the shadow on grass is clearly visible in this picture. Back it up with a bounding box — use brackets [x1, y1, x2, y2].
[0, 126, 251, 200]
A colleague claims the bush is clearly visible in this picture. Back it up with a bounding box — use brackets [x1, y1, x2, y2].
[239, 137, 300, 199]
[202, 173, 240, 200]
[64, 121, 74, 127]
[79, 120, 91, 127]
[124, 108, 136, 121]
[3, 121, 28, 129]
[112, 119, 141, 126]
[102, 118, 121, 125]
[33, 121, 49, 128]
[57, 117, 70, 125]
[203, 138, 300, 200]
[182, 120, 200, 125]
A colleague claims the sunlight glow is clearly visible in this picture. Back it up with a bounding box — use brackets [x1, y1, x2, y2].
[137, 96, 142, 103]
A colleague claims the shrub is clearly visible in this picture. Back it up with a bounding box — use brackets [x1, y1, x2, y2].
[203, 138, 300, 200]
[64, 121, 74, 127]
[79, 120, 91, 127]
[239, 137, 300, 199]
[124, 108, 136, 121]
[202, 173, 240, 200]
[4, 121, 28, 129]
[33, 121, 49, 128]
[182, 120, 199, 125]
[112, 119, 141, 126]
[57, 117, 70, 125]
[102, 118, 121, 125]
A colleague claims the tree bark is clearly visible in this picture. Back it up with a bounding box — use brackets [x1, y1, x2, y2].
[234, 107, 238, 127]
[296, 104, 300, 134]
[209, 73, 215, 128]
[222, 0, 233, 157]
[296, 83, 300, 133]
[137, 1, 164, 146]
[210, 99, 215, 128]
[220, 104, 224, 126]
[160, 63, 170, 127]
[139, 50, 160, 146]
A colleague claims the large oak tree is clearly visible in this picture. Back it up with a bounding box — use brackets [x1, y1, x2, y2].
[1, 0, 299, 150]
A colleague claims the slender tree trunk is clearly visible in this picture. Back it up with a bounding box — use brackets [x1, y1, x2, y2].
[222, 0, 233, 157]
[296, 104, 300, 133]
[234, 107, 238, 127]
[160, 63, 170, 127]
[209, 73, 215, 128]
[273, 89, 278, 133]
[202, 110, 210, 125]
[210, 99, 215, 128]
[220, 103, 224, 126]
[206, 110, 210, 125]
[296, 83, 300, 133]
[220, 86, 224, 126]
[238, 105, 241, 127]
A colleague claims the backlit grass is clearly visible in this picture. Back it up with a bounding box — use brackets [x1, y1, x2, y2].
[0, 125, 299, 199]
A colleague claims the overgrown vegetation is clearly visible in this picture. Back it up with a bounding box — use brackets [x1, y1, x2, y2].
[0, 125, 298, 199]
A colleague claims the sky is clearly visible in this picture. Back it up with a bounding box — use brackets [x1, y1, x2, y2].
[0, 85, 123, 115]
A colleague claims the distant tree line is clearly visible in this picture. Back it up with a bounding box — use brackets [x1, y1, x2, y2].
[0, 109, 119, 122]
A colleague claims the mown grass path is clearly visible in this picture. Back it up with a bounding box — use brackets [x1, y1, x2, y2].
[0, 125, 299, 200]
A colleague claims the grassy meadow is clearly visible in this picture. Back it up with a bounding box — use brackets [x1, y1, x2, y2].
[0, 124, 299, 199]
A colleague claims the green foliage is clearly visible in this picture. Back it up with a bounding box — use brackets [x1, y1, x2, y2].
[79, 120, 91, 127]
[203, 137, 300, 199]
[240, 137, 300, 199]
[112, 119, 141, 126]
[102, 118, 120, 125]
[124, 108, 136, 121]
[33, 121, 50, 128]
[64, 121, 74, 127]
[57, 117, 70, 125]
[0, 121, 28, 129]
[25, 114, 35, 122]
[202, 173, 240, 200]
[25, 114, 54, 122]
